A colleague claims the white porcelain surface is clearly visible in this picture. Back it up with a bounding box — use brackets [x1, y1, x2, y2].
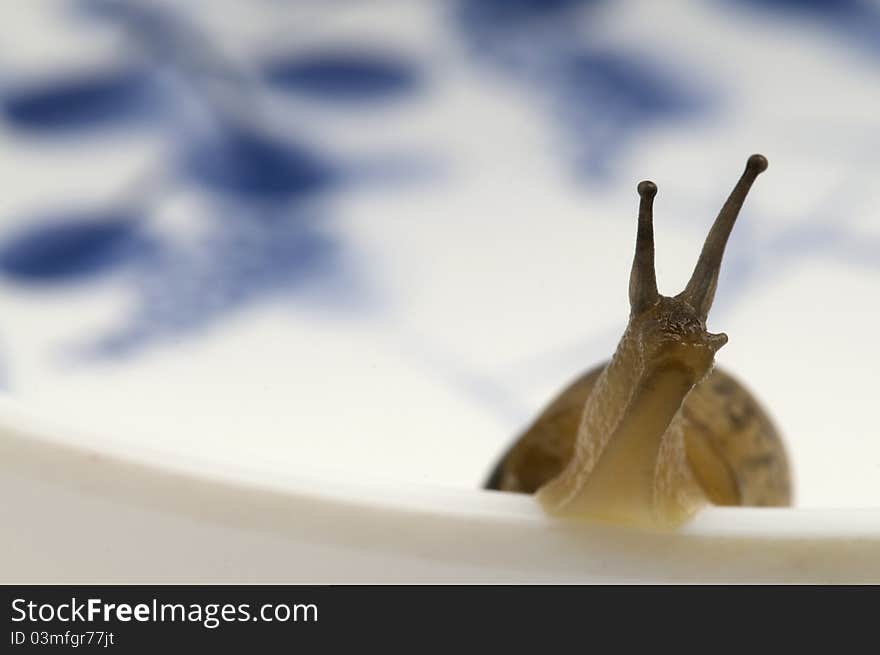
[3, 400, 880, 583]
[1, 0, 880, 582]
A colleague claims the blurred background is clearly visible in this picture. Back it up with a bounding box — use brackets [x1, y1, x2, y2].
[0, 0, 878, 507]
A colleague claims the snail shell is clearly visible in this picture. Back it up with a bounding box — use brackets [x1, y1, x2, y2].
[486, 364, 791, 506]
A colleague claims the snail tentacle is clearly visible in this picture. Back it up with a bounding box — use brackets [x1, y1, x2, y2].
[678, 154, 767, 320]
[629, 180, 660, 315]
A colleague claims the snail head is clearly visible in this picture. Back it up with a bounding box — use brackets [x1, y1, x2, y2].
[627, 154, 768, 380]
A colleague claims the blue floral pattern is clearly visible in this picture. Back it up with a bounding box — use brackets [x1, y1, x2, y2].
[1, 0, 878, 504]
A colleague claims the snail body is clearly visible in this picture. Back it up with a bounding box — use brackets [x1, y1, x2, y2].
[486, 155, 791, 529]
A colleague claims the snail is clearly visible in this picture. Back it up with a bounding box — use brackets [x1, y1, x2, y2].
[485, 154, 792, 530]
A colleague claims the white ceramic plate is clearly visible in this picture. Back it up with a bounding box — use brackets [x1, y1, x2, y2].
[4, 399, 880, 583]
[2, 0, 880, 582]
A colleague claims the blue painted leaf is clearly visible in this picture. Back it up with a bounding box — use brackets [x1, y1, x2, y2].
[0, 213, 141, 281]
[557, 50, 705, 178]
[81, 214, 346, 359]
[460, 0, 593, 24]
[563, 51, 700, 119]
[725, 0, 880, 56]
[262, 50, 418, 101]
[729, 0, 865, 16]
[186, 123, 336, 198]
[3, 68, 157, 132]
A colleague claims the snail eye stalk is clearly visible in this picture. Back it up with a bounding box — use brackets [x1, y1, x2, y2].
[678, 154, 768, 320]
[629, 180, 659, 316]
